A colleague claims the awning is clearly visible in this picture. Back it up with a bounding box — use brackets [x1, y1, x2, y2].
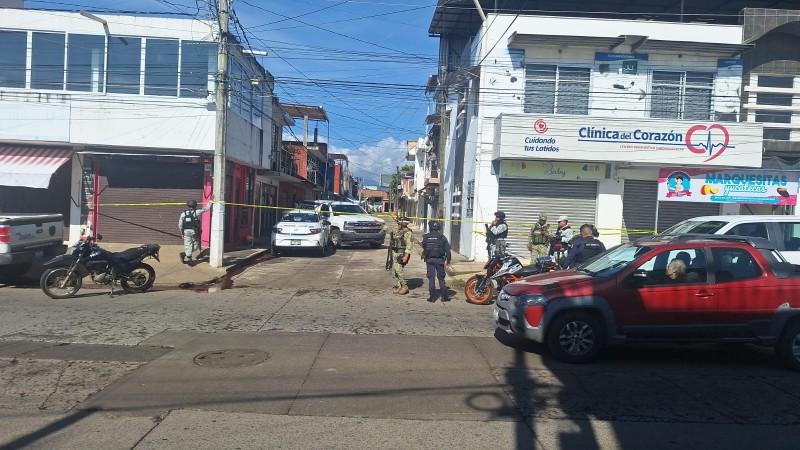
[0, 147, 72, 189]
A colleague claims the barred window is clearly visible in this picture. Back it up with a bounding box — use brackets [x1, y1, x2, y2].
[524, 65, 590, 115]
[465, 179, 475, 219]
[650, 71, 714, 120]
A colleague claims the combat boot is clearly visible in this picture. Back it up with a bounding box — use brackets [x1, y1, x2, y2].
[440, 288, 450, 302]
[179, 252, 186, 264]
[392, 286, 400, 293]
[427, 291, 437, 302]
[397, 284, 409, 295]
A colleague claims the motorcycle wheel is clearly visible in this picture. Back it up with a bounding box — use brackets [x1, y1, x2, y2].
[465, 275, 495, 305]
[40, 268, 82, 299]
[121, 263, 156, 293]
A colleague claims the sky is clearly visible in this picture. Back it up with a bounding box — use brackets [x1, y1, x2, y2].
[25, 0, 440, 186]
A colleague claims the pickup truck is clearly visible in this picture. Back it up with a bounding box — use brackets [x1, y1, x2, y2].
[494, 234, 800, 371]
[298, 201, 386, 248]
[0, 214, 66, 277]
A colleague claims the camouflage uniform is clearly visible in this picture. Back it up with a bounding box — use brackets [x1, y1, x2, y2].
[528, 221, 551, 261]
[387, 223, 414, 293]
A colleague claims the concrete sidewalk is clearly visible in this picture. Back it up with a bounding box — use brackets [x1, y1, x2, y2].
[99, 243, 270, 289]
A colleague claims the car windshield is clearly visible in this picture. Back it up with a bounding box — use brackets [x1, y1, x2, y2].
[281, 213, 319, 223]
[331, 204, 367, 214]
[661, 220, 728, 235]
[576, 244, 653, 277]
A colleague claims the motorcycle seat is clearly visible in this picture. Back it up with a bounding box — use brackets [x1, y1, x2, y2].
[111, 245, 157, 262]
[517, 265, 542, 277]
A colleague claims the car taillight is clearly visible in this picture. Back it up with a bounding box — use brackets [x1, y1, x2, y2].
[0, 225, 9, 244]
[309, 228, 322, 234]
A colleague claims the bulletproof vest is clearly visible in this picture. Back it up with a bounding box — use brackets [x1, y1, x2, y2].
[490, 221, 508, 240]
[392, 230, 407, 251]
[577, 238, 603, 263]
[422, 233, 445, 259]
[182, 210, 200, 231]
[530, 224, 549, 244]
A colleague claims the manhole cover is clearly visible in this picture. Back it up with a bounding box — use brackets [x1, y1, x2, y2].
[193, 349, 270, 368]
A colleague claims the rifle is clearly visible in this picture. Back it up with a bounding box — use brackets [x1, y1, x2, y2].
[386, 232, 395, 271]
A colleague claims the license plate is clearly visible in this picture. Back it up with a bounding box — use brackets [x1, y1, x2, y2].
[291, 240, 301, 245]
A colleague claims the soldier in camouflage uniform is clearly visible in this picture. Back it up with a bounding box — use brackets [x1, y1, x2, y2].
[386, 217, 414, 295]
[527, 212, 551, 261]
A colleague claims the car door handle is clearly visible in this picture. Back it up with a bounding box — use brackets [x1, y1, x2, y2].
[694, 290, 714, 298]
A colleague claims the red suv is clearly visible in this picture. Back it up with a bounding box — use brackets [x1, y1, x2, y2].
[494, 235, 800, 370]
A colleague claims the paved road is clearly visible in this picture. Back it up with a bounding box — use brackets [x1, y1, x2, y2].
[1, 244, 799, 449]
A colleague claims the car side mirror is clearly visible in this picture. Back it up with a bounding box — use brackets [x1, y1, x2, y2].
[623, 269, 647, 289]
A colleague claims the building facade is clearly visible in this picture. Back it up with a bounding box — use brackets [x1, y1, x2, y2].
[0, 8, 282, 248]
[428, 1, 800, 260]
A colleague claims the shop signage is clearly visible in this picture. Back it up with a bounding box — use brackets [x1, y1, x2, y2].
[501, 160, 606, 181]
[493, 114, 764, 167]
[658, 168, 798, 205]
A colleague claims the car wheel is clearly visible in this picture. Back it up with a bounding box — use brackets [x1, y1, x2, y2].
[546, 312, 605, 364]
[330, 229, 341, 248]
[776, 321, 800, 371]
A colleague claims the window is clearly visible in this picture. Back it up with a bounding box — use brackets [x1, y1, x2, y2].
[524, 64, 590, 115]
[67, 34, 105, 92]
[31, 33, 65, 90]
[180, 41, 215, 97]
[757, 76, 794, 88]
[107, 36, 142, 94]
[636, 248, 707, 285]
[712, 248, 762, 282]
[465, 179, 475, 218]
[0, 30, 27, 88]
[778, 222, 800, 251]
[145, 39, 178, 96]
[725, 222, 768, 240]
[650, 71, 714, 120]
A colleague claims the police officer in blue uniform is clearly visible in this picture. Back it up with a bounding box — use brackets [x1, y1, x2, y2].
[565, 224, 606, 269]
[421, 220, 452, 302]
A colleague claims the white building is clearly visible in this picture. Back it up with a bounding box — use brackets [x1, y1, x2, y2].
[0, 8, 279, 247]
[425, 2, 800, 260]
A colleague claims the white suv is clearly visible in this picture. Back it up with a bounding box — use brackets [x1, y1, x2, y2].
[661, 215, 800, 264]
[315, 201, 386, 248]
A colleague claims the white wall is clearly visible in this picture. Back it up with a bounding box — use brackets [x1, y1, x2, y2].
[0, 9, 270, 166]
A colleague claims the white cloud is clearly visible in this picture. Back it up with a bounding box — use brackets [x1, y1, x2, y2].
[331, 137, 409, 186]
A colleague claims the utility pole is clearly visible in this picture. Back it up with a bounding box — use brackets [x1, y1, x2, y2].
[210, 0, 229, 268]
[437, 64, 447, 220]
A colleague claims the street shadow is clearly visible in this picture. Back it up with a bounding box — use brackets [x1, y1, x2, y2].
[1, 408, 98, 449]
[405, 278, 424, 289]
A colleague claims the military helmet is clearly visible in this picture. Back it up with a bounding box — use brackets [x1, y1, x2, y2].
[397, 216, 411, 225]
[429, 220, 441, 231]
[187, 200, 198, 208]
[494, 211, 506, 220]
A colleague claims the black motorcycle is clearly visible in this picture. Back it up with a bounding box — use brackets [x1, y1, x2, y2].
[465, 249, 557, 305]
[40, 235, 160, 299]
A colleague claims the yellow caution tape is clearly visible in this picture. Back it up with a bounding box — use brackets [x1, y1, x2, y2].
[84, 200, 657, 234]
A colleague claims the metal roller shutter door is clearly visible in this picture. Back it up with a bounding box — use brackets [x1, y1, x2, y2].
[497, 179, 597, 256]
[657, 201, 721, 232]
[622, 180, 658, 243]
[97, 159, 204, 244]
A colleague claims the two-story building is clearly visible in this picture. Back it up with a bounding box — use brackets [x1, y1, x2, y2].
[428, 1, 800, 260]
[0, 7, 282, 249]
